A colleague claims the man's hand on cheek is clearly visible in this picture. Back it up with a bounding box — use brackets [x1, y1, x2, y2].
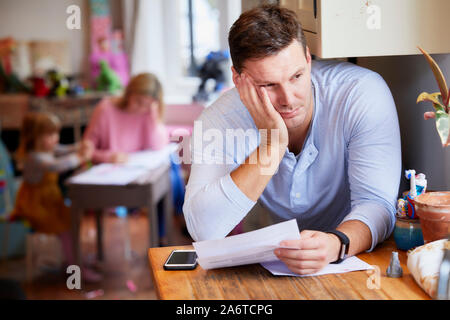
[235, 72, 288, 148]
[274, 230, 342, 275]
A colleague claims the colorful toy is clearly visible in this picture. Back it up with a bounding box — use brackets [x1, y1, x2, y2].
[95, 60, 122, 94]
[396, 169, 427, 219]
[47, 69, 69, 97]
[0, 37, 29, 93]
[30, 76, 50, 97]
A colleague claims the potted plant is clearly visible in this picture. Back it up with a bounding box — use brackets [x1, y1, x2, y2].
[414, 47, 450, 243]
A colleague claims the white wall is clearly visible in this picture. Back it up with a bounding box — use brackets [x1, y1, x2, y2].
[358, 55, 450, 191]
[0, 0, 89, 77]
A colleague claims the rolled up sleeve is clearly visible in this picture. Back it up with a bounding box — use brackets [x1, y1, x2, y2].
[343, 73, 402, 251]
[183, 103, 258, 241]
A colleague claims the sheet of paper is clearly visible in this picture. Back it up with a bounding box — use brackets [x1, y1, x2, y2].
[68, 164, 148, 185]
[127, 143, 179, 169]
[68, 143, 178, 185]
[261, 256, 374, 277]
[193, 219, 301, 270]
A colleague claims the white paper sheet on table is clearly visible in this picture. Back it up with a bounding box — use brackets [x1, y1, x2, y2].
[68, 143, 178, 185]
[126, 143, 178, 169]
[192, 219, 301, 270]
[261, 256, 374, 277]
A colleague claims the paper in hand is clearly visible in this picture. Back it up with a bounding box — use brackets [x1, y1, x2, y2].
[193, 219, 300, 270]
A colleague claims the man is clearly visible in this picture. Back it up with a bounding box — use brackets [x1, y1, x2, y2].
[183, 5, 401, 275]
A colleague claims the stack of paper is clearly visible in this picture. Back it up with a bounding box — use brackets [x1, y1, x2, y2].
[193, 219, 374, 277]
[69, 143, 178, 185]
[261, 256, 373, 277]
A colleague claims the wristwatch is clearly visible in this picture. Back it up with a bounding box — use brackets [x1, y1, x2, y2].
[327, 230, 350, 264]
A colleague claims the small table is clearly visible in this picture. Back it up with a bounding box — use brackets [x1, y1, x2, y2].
[68, 162, 173, 267]
[148, 239, 430, 300]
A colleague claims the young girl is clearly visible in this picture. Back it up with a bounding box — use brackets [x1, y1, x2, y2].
[83, 73, 185, 245]
[11, 112, 102, 282]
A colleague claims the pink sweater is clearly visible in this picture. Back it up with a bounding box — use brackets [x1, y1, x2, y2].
[84, 98, 169, 163]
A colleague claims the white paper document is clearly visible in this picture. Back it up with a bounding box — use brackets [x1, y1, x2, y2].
[261, 256, 374, 277]
[69, 143, 178, 185]
[68, 163, 148, 185]
[126, 143, 179, 169]
[193, 219, 301, 270]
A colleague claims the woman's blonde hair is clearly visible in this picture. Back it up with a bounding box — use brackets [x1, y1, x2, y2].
[16, 112, 61, 164]
[118, 73, 165, 120]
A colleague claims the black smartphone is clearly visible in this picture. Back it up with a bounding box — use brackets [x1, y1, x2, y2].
[163, 249, 198, 270]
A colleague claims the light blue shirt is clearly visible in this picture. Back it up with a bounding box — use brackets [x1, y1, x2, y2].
[183, 60, 401, 251]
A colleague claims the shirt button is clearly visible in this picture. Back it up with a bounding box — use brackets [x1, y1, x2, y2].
[295, 192, 301, 198]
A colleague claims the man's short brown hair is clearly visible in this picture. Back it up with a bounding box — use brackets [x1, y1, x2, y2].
[228, 4, 307, 74]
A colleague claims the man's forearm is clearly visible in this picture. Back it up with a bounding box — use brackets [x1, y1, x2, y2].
[336, 220, 372, 257]
[230, 143, 286, 201]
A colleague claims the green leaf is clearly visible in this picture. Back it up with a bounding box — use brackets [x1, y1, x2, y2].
[433, 103, 450, 147]
[417, 92, 446, 108]
[418, 47, 449, 104]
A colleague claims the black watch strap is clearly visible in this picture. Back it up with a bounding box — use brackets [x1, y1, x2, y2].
[327, 230, 350, 264]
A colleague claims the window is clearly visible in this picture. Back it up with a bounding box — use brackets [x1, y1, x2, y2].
[180, 0, 221, 77]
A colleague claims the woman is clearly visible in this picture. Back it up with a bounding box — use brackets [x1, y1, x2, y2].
[84, 73, 185, 245]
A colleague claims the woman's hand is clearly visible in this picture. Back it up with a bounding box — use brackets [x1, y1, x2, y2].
[149, 101, 160, 122]
[78, 140, 94, 162]
[109, 152, 128, 164]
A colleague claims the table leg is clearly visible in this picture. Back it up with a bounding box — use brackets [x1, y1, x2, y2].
[70, 204, 82, 268]
[163, 190, 174, 246]
[148, 201, 159, 248]
[96, 210, 104, 261]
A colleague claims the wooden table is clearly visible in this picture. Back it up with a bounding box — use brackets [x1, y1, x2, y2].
[148, 239, 430, 300]
[68, 162, 173, 267]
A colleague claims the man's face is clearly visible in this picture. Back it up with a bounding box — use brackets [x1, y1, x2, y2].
[234, 40, 313, 130]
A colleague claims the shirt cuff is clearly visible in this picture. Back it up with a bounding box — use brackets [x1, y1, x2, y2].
[220, 173, 257, 213]
[341, 201, 396, 252]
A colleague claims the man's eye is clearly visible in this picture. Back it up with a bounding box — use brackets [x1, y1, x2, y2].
[294, 74, 302, 80]
[260, 84, 274, 88]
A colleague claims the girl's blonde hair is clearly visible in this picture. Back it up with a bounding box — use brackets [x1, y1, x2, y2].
[118, 73, 165, 120]
[16, 112, 61, 164]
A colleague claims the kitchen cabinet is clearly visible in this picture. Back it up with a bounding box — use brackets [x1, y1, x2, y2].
[280, 0, 450, 58]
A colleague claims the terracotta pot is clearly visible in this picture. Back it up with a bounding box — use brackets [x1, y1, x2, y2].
[415, 191, 450, 243]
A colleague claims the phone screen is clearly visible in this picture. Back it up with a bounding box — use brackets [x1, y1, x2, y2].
[166, 251, 197, 265]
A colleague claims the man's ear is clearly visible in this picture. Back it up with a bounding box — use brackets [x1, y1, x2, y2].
[305, 46, 312, 65]
[231, 66, 240, 87]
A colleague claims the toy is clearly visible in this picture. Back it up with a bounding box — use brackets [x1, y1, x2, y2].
[47, 69, 69, 98]
[66, 75, 85, 96]
[30, 76, 50, 97]
[90, 35, 129, 87]
[396, 169, 427, 219]
[0, 38, 29, 93]
[96, 60, 122, 93]
[193, 50, 230, 103]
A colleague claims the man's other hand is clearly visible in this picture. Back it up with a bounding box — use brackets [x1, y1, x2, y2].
[274, 230, 342, 275]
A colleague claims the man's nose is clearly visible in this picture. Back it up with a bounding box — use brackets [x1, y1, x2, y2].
[277, 84, 295, 107]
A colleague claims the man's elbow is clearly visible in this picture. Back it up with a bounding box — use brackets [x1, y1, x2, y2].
[183, 201, 225, 242]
